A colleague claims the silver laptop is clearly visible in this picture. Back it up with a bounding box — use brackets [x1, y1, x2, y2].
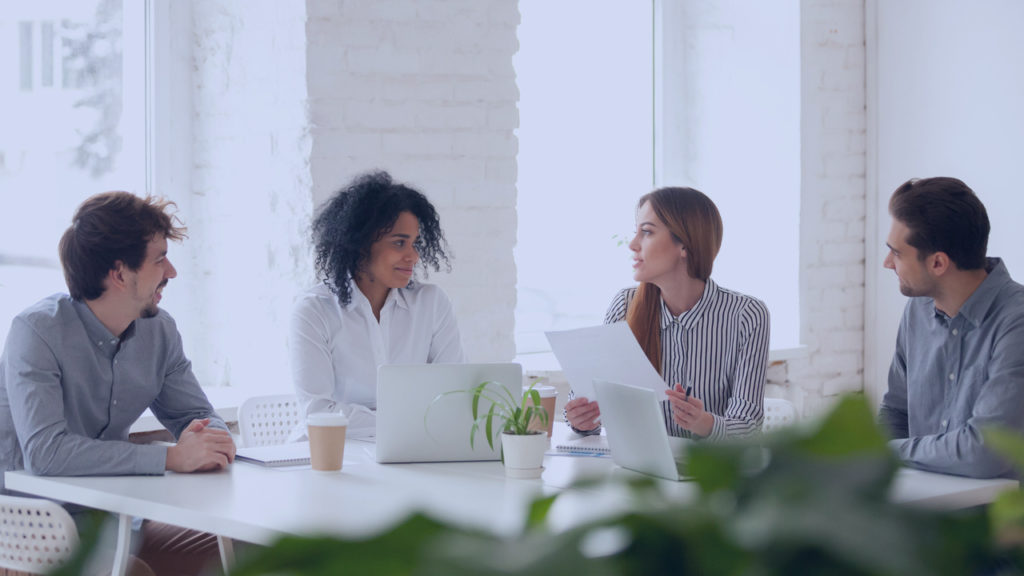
[593, 379, 691, 481]
[375, 363, 522, 463]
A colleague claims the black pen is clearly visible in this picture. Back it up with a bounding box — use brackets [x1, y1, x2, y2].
[685, 385, 693, 400]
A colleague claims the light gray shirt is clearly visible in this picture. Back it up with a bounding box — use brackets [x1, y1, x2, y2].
[0, 294, 225, 493]
[880, 258, 1024, 478]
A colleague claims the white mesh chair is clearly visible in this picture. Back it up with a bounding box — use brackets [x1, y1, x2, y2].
[238, 394, 302, 447]
[763, 397, 798, 433]
[0, 495, 78, 574]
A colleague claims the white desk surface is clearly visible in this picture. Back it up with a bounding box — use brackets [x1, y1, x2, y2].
[3, 443, 644, 545]
[888, 467, 1017, 509]
[5, 425, 1017, 546]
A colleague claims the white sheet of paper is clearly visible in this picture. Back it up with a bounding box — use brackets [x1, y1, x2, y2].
[545, 322, 666, 400]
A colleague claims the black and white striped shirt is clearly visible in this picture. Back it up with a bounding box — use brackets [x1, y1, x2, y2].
[601, 279, 770, 440]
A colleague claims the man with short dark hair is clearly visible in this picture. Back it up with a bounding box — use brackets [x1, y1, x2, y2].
[0, 191, 235, 573]
[879, 177, 1024, 478]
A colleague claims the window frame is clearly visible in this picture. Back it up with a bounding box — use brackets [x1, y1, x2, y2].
[514, 1, 806, 371]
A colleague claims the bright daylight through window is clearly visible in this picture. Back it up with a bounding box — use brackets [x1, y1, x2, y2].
[515, 1, 802, 366]
[0, 0, 144, 352]
[514, 0, 653, 368]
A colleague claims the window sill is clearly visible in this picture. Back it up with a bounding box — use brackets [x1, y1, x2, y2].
[515, 345, 809, 374]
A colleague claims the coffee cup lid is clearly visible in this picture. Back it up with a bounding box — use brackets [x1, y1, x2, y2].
[307, 412, 349, 427]
[523, 384, 557, 398]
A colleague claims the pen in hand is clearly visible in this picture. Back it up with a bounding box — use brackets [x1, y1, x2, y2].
[685, 385, 693, 400]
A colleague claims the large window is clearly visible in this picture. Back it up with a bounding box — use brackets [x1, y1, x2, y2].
[515, 1, 802, 367]
[514, 1, 654, 368]
[654, 1, 802, 352]
[0, 0, 145, 351]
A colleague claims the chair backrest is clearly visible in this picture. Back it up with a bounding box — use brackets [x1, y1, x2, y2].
[238, 394, 302, 447]
[763, 397, 797, 433]
[0, 495, 78, 574]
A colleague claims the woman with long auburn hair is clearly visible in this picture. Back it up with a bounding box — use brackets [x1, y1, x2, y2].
[565, 187, 770, 439]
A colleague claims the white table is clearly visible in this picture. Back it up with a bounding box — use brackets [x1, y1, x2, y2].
[4, 438, 643, 575]
[888, 466, 1017, 509]
[2, 442, 654, 546]
[5, 425, 1018, 574]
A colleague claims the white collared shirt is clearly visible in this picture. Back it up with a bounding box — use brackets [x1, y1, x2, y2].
[289, 282, 465, 420]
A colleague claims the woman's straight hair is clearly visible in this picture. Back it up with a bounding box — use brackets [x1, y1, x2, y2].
[626, 187, 722, 372]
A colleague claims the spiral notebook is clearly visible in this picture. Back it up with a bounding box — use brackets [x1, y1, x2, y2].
[236, 442, 311, 467]
[554, 434, 610, 456]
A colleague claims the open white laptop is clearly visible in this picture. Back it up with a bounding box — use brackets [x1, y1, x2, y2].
[593, 379, 691, 481]
[375, 363, 521, 463]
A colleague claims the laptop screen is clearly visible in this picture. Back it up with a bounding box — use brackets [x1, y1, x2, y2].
[375, 363, 522, 463]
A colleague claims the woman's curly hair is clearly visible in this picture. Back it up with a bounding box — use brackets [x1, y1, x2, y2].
[312, 171, 451, 305]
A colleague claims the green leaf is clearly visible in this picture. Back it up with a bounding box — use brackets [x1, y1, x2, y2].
[791, 394, 888, 458]
[525, 494, 558, 530]
[537, 404, 549, 426]
[990, 489, 1024, 546]
[471, 383, 483, 420]
[527, 388, 541, 411]
[685, 442, 745, 494]
[485, 403, 496, 450]
[49, 510, 107, 576]
[984, 426, 1024, 475]
[231, 513, 458, 576]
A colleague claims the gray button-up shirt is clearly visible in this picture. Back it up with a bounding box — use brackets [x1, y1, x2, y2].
[879, 257, 1024, 478]
[0, 294, 225, 493]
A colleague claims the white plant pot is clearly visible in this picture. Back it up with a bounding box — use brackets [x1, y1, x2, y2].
[500, 432, 548, 479]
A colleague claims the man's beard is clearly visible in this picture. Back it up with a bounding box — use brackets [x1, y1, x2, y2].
[141, 302, 160, 318]
[898, 278, 929, 298]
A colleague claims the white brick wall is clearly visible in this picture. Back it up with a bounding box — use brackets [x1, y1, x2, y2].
[306, 0, 520, 362]
[178, 0, 519, 392]
[179, 0, 519, 393]
[785, 0, 867, 417]
[186, 1, 313, 393]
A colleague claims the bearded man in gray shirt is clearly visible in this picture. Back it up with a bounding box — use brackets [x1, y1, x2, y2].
[0, 191, 236, 574]
[879, 177, 1024, 479]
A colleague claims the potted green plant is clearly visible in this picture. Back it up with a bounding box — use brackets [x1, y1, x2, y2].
[469, 381, 550, 478]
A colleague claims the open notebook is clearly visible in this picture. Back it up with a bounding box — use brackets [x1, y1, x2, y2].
[554, 434, 610, 455]
[236, 442, 311, 467]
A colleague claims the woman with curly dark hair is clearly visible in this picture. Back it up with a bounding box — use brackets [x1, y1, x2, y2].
[290, 171, 465, 432]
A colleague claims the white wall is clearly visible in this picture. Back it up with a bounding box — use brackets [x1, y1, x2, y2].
[305, 0, 520, 364]
[178, 1, 313, 394]
[655, 0, 802, 352]
[646, 1, 870, 419]
[865, 0, 1024, 405]
[514, 1, 650, 360]
[786, 0, 867, 416]
[175, 0, 520, 393]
